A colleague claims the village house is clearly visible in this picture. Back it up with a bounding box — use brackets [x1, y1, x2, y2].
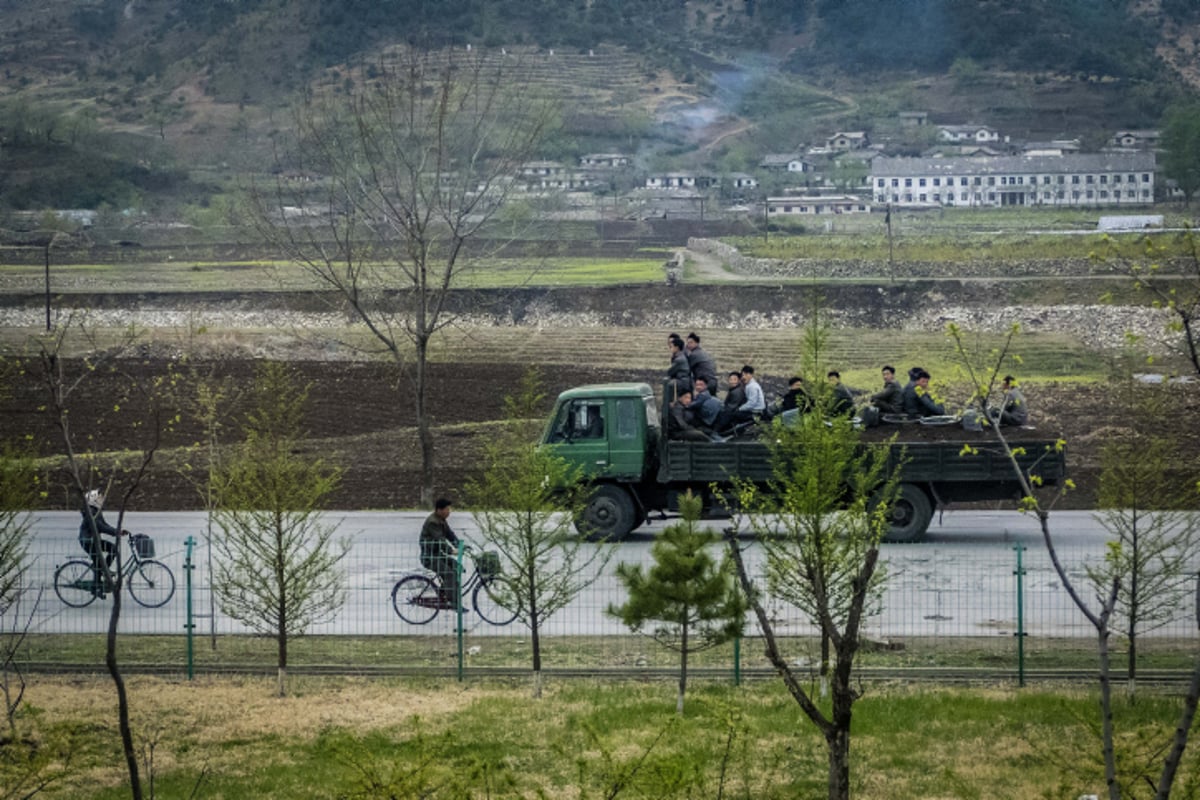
[728, 172, 759, 190]
[937, 124, 1001, 144]
[870, 152, 1156, 208]
[579, 153, 631, 168]
[898, 111, 929, 127]
[825, 131, 869, 151]
[759, 153, 813, 172]
[1021, 139, 1082, 156]
[1108, 130, 1160, 150]
[519, 160, 568, 177]
[923, 144, 1005, 158]
[766, 194, 871, 217]
[644, 172, 719, 190]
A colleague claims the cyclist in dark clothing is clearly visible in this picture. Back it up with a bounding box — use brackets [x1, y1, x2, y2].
[78, 489, 121, 595]
[419, 498, 463, 609]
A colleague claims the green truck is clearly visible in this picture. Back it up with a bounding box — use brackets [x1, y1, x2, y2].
[542, 382, 1067, 542]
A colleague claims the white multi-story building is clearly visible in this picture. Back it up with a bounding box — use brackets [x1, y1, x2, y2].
[870, 153, 1156, 208]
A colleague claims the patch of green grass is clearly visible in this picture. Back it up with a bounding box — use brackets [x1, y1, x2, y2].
[16, 633, 1198, 674]
[43, 676, 1200, 800]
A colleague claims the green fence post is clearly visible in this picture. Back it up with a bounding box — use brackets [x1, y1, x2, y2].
[184, 536, 196, 680]
[1014, 543, 1026, 688]
[456, 541, 465, 683]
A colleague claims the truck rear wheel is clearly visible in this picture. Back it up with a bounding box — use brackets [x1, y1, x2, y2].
[882, 484, 933, 543]
[577, 485, 637, 541]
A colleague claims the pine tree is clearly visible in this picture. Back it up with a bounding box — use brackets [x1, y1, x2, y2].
[609, 492, 746, 716]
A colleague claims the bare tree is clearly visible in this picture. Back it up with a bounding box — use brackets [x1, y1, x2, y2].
[947, 322, 1200, 800]
[249, 48, 559, 506]
[210, 362, 348, 697]
[31, 316, 166, 800]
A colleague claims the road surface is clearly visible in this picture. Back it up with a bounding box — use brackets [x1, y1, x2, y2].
[18, 510, 1197, 640]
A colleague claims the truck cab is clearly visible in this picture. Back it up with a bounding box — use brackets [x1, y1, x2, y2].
[542, 383, 658, 535]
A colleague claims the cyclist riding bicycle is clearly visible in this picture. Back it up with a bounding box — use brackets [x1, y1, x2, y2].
[78, 489, 124, 594]
[418, 498, 463, 610]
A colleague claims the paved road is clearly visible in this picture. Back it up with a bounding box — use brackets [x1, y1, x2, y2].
[20, 509, 1192, 640]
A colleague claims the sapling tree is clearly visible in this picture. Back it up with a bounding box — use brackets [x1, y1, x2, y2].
[210, 362, 349, 697]
[31, 315, 168, 800]
[1089, 343, 1200, 699]
[467, 369, 613, 698]
[723, 303, 901, 800]
[947, 322, 1200, 800]
[609, 491, 745, 716]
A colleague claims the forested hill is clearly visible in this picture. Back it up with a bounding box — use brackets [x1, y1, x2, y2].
[4, 0, 1198, 103]
[1, 0, 1198, 213]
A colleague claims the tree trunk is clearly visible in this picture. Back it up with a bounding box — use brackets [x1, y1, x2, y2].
[824, 725, 851, 800]
[678, 621, 688, 717]
[1098, 627, 1119, 800]
[108, 549, 143, 800]
[277, 630, 288, 698]
[1127, 551, 1139, 700]
[1154, 573, 1200, 800]
[415, 335, 434, 508]
[530, 605, 543, 699]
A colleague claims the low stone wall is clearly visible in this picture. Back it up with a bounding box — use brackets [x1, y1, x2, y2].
[687, 237, 1124, 279]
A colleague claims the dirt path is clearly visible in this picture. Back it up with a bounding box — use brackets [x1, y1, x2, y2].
[681, 245, 754, 282]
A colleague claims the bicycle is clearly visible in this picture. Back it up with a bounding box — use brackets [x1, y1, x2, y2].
[54, 532, 176, 609]
[391, 548, 518, 626]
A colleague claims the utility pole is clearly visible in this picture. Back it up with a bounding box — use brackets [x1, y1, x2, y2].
[885, 203, 895, 284]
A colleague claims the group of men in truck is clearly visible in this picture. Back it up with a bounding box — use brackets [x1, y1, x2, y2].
[665, 333, 1029, 441]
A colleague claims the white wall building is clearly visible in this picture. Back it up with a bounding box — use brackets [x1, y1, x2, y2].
[766, 195, 870, 217]
[870, 153, 1156, 208]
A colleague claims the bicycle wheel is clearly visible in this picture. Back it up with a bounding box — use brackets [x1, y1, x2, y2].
[473, 576, 519, 626]
[53, 560, 100, 608]
[127, 559, 175, 608]
[392, 575, 440, 625]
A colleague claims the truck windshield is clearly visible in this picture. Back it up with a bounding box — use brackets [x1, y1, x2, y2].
[546, 399, 606, 442]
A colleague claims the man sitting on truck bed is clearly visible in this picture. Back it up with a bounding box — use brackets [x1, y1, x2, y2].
[729, 365, 766, 428]
[687, 376, 722, 429]
[870, 365, 903, 414]
[902, 369, 946, 417]
[714, 371, 745, 432]
[668, 390, 713, 442]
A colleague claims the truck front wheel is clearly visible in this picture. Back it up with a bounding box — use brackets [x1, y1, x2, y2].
[881, 484, 933, 543]
[577, 485, 637, 541]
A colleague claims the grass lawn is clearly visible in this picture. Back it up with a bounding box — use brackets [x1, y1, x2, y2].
[11, 673, 1198, 799]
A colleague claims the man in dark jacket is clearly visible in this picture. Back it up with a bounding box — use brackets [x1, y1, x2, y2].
[687, 377, 722, 429]
[994, 375, 1029, 426]
[78, 489, 121, 596]
[827, 371, 856, 417]
[668, 391, 712, 442]
[666, 333, 692, 401]
[901, 370, 945, 417]
[870, 365, 903, 414]
[715, 371, 746, 432]
[419, 498, 462, 609]
[684, 332, 718, 392]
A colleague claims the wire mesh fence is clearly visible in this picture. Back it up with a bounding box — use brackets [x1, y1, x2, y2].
[10, 524, 1200, 679]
